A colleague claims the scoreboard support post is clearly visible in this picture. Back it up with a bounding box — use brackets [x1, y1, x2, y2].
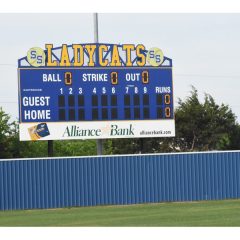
[94, 12, 104, 155]
[48, 140, 54, 157]
[97, 139, 104, 155]
[140, 138, 143, 154]
[139, 138, 146, 154]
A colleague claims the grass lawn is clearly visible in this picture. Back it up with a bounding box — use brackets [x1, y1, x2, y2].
[0, 199, 240, 226]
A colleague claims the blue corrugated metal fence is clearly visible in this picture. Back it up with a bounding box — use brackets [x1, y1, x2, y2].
[0, 151, 240, 210]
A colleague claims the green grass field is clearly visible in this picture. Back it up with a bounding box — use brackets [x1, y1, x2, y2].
[0, 199, 240, 226]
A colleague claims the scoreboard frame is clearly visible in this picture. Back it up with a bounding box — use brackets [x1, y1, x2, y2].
[18, 43, 175, 141]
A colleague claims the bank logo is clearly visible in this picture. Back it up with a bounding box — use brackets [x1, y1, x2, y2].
[28, 123, 50, 140]
[27, 47, 46, 67]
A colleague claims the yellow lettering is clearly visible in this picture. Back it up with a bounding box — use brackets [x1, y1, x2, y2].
[45, 44, 57, 66]
[72, 44, 84, 66]
[110, 45, 121, 66]
[122, 44, 134, 66]
[99, 45, 109, 67]
[60, 44, 71, 66]
[136, 44, 146, 67]
[85, 45, 96, 66]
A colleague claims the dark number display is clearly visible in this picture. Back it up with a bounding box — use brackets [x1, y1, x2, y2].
[57, 92, 172, 121]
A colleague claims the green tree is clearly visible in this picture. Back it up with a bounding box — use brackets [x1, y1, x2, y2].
[227, 124, 240, 150]
[111, 138, 140, 154]
[8, 121, 48, 158]
[171, 87, 237, 151]
[1, 85, 240, 159]
[3, 114, 97, 158]
[54, 140, 96, 157]
[0, 107, 15, 158]
[111, 87, 240, 154]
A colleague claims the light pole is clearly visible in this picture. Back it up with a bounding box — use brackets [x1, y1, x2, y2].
[94, 13, 103, 155]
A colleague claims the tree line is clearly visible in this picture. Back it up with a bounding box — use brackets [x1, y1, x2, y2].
[1, 87, 240, 158]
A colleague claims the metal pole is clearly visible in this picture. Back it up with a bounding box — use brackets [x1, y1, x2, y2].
[94, 13, 99, 43]
[140, 138, 144, 154]
[94, 13, 104, 155]
[48, 140, 54, 157]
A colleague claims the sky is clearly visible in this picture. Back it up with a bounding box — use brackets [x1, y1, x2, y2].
[1, 13, 240, 121]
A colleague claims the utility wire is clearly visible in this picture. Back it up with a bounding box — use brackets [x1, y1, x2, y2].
[175, 74, 240, 79]
[0, 102, 17, 103]
[1, 63, 240, 78]
[0, 64, 17, 67]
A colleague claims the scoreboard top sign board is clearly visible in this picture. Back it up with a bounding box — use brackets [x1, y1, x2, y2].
[18, 43, 175, 141]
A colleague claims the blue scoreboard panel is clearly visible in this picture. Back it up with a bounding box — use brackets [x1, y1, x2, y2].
[18, 44, 175, 141]
[19, 67, 173, 123]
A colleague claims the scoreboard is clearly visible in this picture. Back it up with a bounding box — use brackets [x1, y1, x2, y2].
[18, 44, 175, 141]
